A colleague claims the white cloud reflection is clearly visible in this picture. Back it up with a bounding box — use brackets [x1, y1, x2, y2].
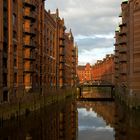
[79, 125, 113, 131]
[78, 108, 114, 140]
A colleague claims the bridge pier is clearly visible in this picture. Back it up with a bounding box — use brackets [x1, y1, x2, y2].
[77, 87, 82, 98]
[111, 87, 115, 98]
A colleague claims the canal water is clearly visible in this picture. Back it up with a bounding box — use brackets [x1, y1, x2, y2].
[0, 88, 140, 140]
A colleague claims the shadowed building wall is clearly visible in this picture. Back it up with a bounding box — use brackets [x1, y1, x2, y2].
[51, 9, 66, 88]
[0, 0, 3, 102]
[114, 0, 140, 107]
[129, 0, 140, 104]
[64, 30, 76, 87]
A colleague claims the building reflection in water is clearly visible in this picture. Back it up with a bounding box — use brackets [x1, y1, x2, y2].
[0, 98, 78, 140]
[77, 100, 140, 140]
[114, 101, 140, 140]
[81, 87, 113, 99]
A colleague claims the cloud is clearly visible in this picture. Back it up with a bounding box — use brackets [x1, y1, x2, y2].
[76, 35, 114, 65]
[78, 108, 106, 128]
[45, 0, 122, 36]
[78, 47, 114, 65]
[76, 36, 114, 51]
[78, 108, 97, 118]
[45, 0, 122, 64]
[79, 126, 113, 131]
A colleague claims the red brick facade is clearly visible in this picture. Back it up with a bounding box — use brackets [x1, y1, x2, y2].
[114, 0, 140, 107]
[92, 54, 114, 84]
[77, 55, 114, 84]
[77, 63, 92, 84]
[0, 1, 78, 102]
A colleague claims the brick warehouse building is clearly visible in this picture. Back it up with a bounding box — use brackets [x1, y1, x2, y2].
[92, 54, 114, 84]
[0, 1, 78, 102]
[44, 10, 57, 90]
[49, 9, 78, 88]
[77, 63, 92, 84]
[114, 0, 140, 107]
[65, 30, 77, 87]
[77, 55, 114, 84]
[0, 0, 45, 102]
[50, 9, 66, 88]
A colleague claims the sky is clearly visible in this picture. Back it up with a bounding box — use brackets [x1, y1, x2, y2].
[45, 0, 122, 65]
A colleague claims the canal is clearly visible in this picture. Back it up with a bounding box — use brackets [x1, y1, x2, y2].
[0, 88, 140, 140]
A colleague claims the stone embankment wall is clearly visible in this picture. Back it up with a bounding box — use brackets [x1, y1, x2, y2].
[0, 88, 76, 122]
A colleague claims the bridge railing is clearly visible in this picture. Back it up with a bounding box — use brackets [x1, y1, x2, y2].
[78, 80, 114, 87]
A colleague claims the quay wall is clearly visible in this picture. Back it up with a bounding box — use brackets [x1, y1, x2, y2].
[115, 86, 140, 109]
[0, 88, 76, 122]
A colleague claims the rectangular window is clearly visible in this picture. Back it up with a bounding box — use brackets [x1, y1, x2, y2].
[13, 31, 17, 39]
[13, 13, 16, 26]
[14, 73, 17, 84]
[14, 59, 17, 67]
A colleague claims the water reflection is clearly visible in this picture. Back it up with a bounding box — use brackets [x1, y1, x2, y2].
[78, 102, 114, 140]
[114, 101, 140, 140]
[0, 98, 78, 140]
[77, 100, 140, 140]
[0, 91, 140, 140]
[82, 87, 112, 98]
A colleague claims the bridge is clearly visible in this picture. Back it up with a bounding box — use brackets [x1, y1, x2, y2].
[79, 84, 114, 88]
[77, 97, 114, 102]
[77, 81, 115, 101]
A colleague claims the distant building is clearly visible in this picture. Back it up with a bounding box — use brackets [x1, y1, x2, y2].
[92, 54, 114, 84]
[77, 55, 114, 84]
[77, 63, 92, 84]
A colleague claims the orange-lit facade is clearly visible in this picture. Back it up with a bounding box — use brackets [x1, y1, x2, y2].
[77, 55, 114, 84]
[77, 63, 92, 84]
[0, 0, 45, 102]
[92, 54, 114, 84]
[50, 9, 78, 88]
[0, 1, 78, 103]
[23, 0, 45, 94]
[44, 10, 56, 90]
[114, 0, 140, 107]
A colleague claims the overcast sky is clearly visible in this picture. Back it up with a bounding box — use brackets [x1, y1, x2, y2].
[45, 0, 122, 65]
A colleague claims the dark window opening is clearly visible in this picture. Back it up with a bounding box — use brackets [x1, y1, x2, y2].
[3, 91, 8, 102]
